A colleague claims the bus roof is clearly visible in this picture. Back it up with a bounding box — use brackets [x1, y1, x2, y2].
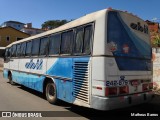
[0, 47, 5, 49]
[6, 8, 143, 48]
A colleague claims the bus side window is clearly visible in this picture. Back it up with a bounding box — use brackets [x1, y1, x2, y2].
[10, 46, 13, 58]
[13, 45, 17, 57]
[16, 44, 21, 57]
[11, 45, 17, 57]
[25, 41, 32, 57]
[49, 34, 61, 55]
[32, 39, 40, 56]
[20, 42, 26, 57]
[8, 48, 10, 58]
[74, 28, 84, 54]
[83, 25, 93, 54]
[39, 37, 49, 56]
[61, 31, 73, 55]
[4, 49, 8, 59]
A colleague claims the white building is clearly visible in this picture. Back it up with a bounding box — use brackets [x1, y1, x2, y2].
[1, 21, 45, 36]
[0, 21, 25, 30]
[21, 23, 46, 36]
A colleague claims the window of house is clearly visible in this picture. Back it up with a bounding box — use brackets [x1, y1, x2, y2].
[20, 42, 26, 57]
[25, 41, 32, 56]
[6, 36, 10, 42]
[49, 34, 61, 55]
[61, 31, 73, 54]
[39, 37, 49, 56]
[31, 39, 40, 56]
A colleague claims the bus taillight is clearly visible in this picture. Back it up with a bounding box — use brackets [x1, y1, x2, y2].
[105, 87, 117, 96]
[149, 83, 153, 89]
[119, 86, 129, 94]
[142, 83, 149, 91]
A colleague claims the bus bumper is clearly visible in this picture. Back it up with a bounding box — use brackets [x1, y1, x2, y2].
[91, 91, 154, 111]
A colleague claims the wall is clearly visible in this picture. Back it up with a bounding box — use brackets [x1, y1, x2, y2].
[0, 27, 29, 47]
[149, 23, 159, 32]
[153, 48, 160, 88]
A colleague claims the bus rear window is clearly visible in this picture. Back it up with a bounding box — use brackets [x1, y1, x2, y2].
[107, 11, 151, 59]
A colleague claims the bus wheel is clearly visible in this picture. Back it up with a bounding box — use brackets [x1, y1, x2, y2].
[8, 73, 14, 85]
[45, 81, 57, 104]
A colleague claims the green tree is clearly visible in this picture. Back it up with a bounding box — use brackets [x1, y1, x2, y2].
[151, 31, 160, 47]
[41, 20, 69, 30]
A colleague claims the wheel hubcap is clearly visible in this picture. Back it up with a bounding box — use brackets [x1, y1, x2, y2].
[48, 84, 55, 100]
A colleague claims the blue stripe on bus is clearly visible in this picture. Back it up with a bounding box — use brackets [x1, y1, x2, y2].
[47, 58, 73, 79]
[4, 57, 90, 103]
[11, 71, 45, 92]
[3, 69, 8, 79]
[46, 58, 73, 102]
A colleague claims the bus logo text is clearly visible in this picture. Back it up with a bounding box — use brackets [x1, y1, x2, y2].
[25, 59, 43, 70]
[130, 22, 148, 34]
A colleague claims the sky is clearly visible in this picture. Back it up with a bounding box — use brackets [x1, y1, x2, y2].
[0, 0, 159, 28]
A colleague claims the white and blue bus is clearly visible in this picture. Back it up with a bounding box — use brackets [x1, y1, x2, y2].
[3, 8, 153, 110]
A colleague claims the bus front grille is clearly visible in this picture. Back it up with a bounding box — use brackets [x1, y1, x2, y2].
[73, 61, 89, 103]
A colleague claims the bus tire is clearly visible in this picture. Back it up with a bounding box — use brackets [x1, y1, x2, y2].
[45, 81, 57, 104]
[8, 73, 14, 85]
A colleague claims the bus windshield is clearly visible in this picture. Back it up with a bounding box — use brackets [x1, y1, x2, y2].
[107, 11, 151, 60]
